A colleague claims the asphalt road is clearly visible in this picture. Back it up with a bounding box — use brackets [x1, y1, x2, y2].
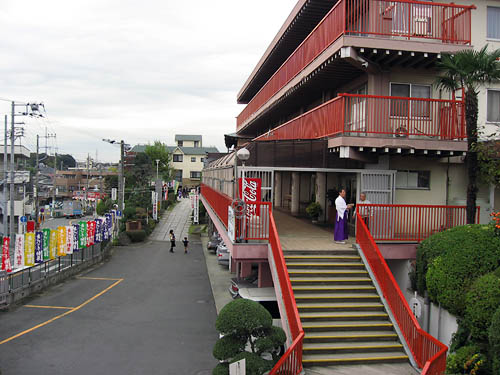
[0, 238, 218, 375]
[40, 215, 94, 230]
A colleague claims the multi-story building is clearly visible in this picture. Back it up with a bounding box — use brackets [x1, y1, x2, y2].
[201, 1, 498, 372]
[54, 167, 117, 201]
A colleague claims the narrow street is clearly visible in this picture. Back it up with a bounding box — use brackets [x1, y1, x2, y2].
[0, 200, 217, 375]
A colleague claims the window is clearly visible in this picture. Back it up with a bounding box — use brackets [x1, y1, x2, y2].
[390, 83, 431, 117]
[487, 90, 500, 123]
[191, 157, 196, 162]
[487, 7, 500, 39]
[174, 170, 182, 181]
[396, 170, 430, 189]
[194, 141, 199, 148]
[173, 154, 183, 162]
[177, 141, 183, 147]
[190, 171, 201, 179]
[200, 158, 205, 163]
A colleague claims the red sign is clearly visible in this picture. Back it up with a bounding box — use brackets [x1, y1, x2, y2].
[2, 237, 12, 273]
[239, 178, 262, 219]
[27, 220, 36, 233]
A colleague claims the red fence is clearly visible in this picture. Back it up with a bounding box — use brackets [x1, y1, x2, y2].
[255, 94, 465, 141]
[356, 213, 447, 374]
[356, 204, 480, 242]
[237, 0, 473, 130]
[269, 212, 304, 375]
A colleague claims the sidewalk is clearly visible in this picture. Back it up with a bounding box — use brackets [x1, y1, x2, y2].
[151, 198, 191, 242]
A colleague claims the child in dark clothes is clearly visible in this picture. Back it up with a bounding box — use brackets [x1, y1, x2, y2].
[182, 237, 189, 254]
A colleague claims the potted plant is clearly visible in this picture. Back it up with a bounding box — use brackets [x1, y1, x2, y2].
[306, 202, 323, 223]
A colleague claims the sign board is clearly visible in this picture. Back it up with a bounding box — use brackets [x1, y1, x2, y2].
[152, 193, 158, 221]
[27, 220, 35, 233]
[239, 177, 262, 221]
[111, 188, 117, 201]
[229, 359, 245, 375]
[192, 194, 199, 224]
[228, 206, 235, 243]
[20, 216, 27, 223]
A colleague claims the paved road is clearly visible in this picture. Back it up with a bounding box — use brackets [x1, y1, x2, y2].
[0, 203, 218, 375]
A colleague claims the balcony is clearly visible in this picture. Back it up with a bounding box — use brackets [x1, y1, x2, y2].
[237, 0, 474, 131]
[254, 93, 465, 145]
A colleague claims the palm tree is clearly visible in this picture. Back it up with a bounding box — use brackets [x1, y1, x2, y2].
[436, 45, 500, 224]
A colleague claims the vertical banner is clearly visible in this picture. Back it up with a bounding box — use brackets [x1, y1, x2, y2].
[57, 226, 66, 256]
[1, 237, 12, 272]
[91, 221, 96, 245]
[95, 219, 102, 243]
[27, 220, 35, 232]
[193, 193, 199, 224]
[42, 229, 51, 261]
[35, 231, 43, 264]
[49, 229, 58, 260]
[72, 223, 80, 252]
[86, 221, 92, 247]
[79, 221, 87, 249]
[104, 214, 111, 241]
[25, 233, 35, 266]
[66, 226, 74, 255]
[153, 195, 158, 221]
[14, 234, 25, 269]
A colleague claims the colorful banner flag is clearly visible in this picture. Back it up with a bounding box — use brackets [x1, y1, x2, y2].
[35, 231, 43, 264]
[86, 221, 92, 247]
[90, 221, 96, 246]
[42, 229, 50, 261]
[14, 234, 24, 269]
[72, 223, 79, 252]
[66, 226, 74, 255]
[57, 226, 66, 256]
[95, 219, 102, 243]
[25, 232, 35, 266]
[1, 237, 12, 272]
[49, 230, 58, 260]
[79, 221, 87, 248]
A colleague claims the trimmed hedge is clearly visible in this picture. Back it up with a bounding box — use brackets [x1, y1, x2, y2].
[489, 307, 500, 375]
[419, 225, 500, 316]
[125, 230, 147, 242]
[216, 299, 272, 336]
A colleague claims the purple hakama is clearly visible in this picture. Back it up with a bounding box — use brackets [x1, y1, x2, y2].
[334, 211, 348, 241]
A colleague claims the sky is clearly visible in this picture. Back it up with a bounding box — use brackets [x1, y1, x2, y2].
[0, 0, 297, 162]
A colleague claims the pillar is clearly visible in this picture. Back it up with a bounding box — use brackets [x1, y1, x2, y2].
[274, 172, 282, 208]
[316, 172, 326, 222]
[291, 172, 300, 216]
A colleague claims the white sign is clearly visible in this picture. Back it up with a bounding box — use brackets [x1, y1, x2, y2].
[229, 359, 245, 375]
[152, 193, 158, 220]
[192, 194, 199, 224]
[410, 291, 422, 319]
[228, 206, 235, 243]
[14, 234, 25, 269]
[152, 191, 156, 204]
[111, 188, 117, 201]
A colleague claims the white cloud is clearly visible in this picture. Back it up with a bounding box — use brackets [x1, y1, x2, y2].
[0, 0, 297, 161]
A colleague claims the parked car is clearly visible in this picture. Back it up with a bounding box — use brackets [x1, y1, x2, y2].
[216, 242, 229, 265]
[229, 275, 258, 299]
[207, 233, 221, 253]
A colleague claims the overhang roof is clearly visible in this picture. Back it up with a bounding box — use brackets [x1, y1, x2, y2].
[237, 0, 338, 104]
[131, 144, 219, 155]
[175, 134, 202, 142]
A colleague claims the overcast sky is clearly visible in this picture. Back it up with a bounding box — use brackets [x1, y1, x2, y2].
[0, 0, 297, 162]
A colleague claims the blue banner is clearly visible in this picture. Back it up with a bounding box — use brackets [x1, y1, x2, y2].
[95, 219, 102, 243]
[35, 231, 43, 264]
[73, 223, 80, 252]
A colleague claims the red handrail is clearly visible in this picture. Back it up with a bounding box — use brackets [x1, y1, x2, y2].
[237, 0, 474, 130]
[356, 213, 447, 374]
[356, 204, 480, 242]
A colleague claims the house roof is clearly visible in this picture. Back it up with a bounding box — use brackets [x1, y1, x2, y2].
[175, 134, 202, 142]
[131, 144, 218, 156]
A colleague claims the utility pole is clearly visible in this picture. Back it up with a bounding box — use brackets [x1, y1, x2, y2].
[119, 141, 124, 212]
[10, 101, 15, 237]
[86, 154, 90, 211]
[35, 135, 39, 227]
[52, 151, 57, 218]
[3, 116, 7, 236]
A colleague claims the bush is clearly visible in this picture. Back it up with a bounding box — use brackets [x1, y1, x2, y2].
[446, 345, 487, 375]
[489, 307, 500, 374]
[464, 273, 500, 342]
[123, 206, 137, 221]
[421, 225, 500, 316]
[305, 202, 322, 219]
[212, 363, 229, 375]
[230, 352, 273, 375]
[416, 225, 500, 296]
[126, 230, 147, 242]
[216, 299, 272, 336]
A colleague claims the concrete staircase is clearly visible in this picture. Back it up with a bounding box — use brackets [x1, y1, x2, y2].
[284, 248, 409, 367]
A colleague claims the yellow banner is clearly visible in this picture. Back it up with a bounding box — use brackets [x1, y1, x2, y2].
[57, 226, 67, 256]
[49, 229, 57, 260]
[24, 233, 35, 266]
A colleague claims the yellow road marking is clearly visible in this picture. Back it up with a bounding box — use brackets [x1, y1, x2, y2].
[0, 278, 123, 345]
[76, 276, 121, 281]
[24, 305, 74, 310]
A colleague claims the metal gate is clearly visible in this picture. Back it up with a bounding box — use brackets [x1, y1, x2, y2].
[237, 168, 274, 203]
[360, 171, 395, 204]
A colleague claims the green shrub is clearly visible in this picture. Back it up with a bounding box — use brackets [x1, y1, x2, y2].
[489, 307, 500, 374]
[213, 335, 246, 361]
[126, 230, 147, 242]
[464, 273, 500, 342]
[305, 202, 322, 219]
[446, 345, 484, 374]
[449, 319, 471, 353]
[230, 352, 273, 375]
[416, 224, 500, 296]
[212, 363, 229, 375]
[216, 299, 272, 336]
[123, 206, 137, 221]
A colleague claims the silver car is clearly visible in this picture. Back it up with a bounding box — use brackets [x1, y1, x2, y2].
[216, 242, 229, 265]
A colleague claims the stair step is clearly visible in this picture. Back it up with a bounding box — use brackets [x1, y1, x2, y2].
[286, 262, 364, 269]
[294, 293, 380, 303]
[297, 302, 385, 312]
[290, 277, 372, 285]
[302, 352, 409, 366]
[299, 311, 388, 321]
[288, 270, 368, 277]
[283, 250, 358, 256]
[303, 341, 403, 354]
[302, 321, 394, 332]
[285, 255, 361, 262]
[304, 330, 399, 343]
[293, 285, 376, 294]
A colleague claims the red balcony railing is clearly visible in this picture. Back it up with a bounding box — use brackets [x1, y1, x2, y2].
[237, 0, 474, 130]
[269, 211, 304, 375]
[254, 94, 465, 141]
[356, 204, 480, 242]
[356, 213, 447, 374]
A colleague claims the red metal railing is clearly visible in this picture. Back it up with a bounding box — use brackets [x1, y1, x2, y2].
[356, 213, 447, 374]
[269, 211, 304, 375]
[356, 204, 480, 242]
[200, 184, 232, 228]
[237, 0, 474, 130]
[254, 94, 465, 141]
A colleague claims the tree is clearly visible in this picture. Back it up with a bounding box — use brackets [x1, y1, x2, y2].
[144, 141, 171, 181]
[436, 45, 500, 223]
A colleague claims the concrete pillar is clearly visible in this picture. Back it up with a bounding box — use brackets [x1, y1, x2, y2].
[258, 262, 273, 288]
[316, 172, 326, 222]
[240, 262, 253, 278]
[274, 172, 282, 208]
[291, 172, 300, 216]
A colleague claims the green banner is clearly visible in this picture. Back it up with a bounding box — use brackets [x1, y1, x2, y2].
[42, 228, 50, 260]
[79, 221, 87, 248]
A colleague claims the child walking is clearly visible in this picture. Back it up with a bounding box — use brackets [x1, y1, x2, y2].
[169, 230, 176, 253]
[182, 237, 189, 254]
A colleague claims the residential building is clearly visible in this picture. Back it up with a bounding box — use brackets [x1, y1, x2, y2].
[54, 166, 117, 201]
[201, 1, 498, 372]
